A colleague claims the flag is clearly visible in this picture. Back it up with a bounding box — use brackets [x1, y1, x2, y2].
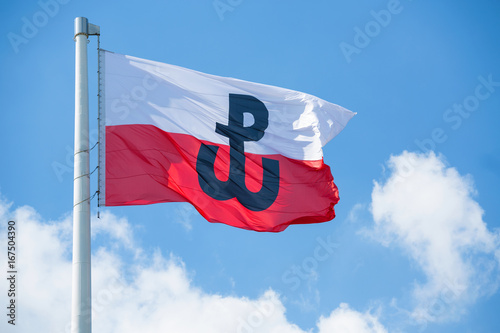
[98, 50, 355, 232]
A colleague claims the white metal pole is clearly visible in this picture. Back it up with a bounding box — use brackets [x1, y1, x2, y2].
[72, 16, 92, 333]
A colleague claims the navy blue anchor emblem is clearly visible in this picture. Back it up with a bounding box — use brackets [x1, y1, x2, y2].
[196, 94, 280, 211]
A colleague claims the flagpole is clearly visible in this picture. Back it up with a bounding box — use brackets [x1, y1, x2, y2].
[72, 17, 99, 333]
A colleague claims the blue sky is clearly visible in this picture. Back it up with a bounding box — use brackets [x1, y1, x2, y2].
[1, 0, 500, 332]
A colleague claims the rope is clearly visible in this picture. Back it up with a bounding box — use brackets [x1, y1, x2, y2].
[90, 141, 98, 152]
[73, 191, 99, 208]
[74, 140, 97, 156]
[97, 34, 102, 211]
[73, 165, 98, 182]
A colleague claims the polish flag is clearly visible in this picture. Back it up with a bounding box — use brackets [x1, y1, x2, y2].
[99, 50, 355, 232]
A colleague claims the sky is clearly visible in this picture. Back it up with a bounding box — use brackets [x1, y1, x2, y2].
[1, 0, 500, 332]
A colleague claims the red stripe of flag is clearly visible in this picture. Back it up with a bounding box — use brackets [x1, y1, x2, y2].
[105, 124, 339, 232]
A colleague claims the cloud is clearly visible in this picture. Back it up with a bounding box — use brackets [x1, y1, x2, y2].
[368, 151, 500, 324]
[0, 195, 386, 333]
[0, 198, 73, 332]
[317, 303, 387, 333]
[92, 210, 136, 250]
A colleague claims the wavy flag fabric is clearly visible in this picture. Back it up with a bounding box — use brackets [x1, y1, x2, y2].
[98, 50, 355, 232]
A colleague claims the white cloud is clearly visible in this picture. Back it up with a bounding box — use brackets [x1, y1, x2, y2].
[369, 151, 500, 324]
[0, 195, 386, 333]
[0, 199, 73, 333]
[317, 303, 387, 333]
[92, 210, 136, 250]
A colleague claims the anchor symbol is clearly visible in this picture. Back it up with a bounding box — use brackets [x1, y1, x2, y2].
[196, 94, 280, 211]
